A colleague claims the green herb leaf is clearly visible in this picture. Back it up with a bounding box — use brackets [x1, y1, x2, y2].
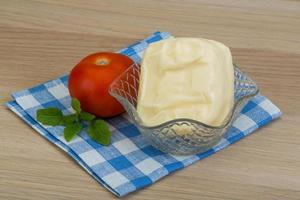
[80, 112, 95, 121]
[61, 114, 78, 125]
[71, 98, 81, 113]
[64, 122, 82, 142]
[36, 98, 112, 146]
[87, 120, 111, 146]
[37, 108, 63, 126]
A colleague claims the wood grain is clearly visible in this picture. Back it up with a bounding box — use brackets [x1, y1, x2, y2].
[0, 0, 300, 199]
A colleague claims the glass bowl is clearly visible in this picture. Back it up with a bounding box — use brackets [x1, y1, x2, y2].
[109, 63, 259, 155]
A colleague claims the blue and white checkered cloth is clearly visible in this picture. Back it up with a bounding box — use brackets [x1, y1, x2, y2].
[6, 31, 282, 197]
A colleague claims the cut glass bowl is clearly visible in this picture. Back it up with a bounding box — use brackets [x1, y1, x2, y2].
[109, 63, 259, 155]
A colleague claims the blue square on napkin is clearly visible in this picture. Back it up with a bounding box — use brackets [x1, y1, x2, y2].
[6, 31, 282, 197]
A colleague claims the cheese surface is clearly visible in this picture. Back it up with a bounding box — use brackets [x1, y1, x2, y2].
[137, 37, 234, 127]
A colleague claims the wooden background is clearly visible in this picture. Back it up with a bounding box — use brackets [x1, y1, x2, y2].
[0, 0, 300, 199]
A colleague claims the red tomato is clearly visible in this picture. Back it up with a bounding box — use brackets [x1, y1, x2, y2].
[68, 52, 134, 117]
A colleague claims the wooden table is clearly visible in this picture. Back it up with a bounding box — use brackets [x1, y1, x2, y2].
[1, 1, 300, 199]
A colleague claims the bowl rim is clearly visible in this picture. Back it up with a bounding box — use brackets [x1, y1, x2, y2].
[109, 63, 259, 130]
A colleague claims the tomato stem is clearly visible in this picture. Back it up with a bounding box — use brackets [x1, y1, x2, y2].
[96, 59, 109, 66]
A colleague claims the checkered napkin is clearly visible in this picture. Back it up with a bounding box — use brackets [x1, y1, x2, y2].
[6, 31, 282, 197]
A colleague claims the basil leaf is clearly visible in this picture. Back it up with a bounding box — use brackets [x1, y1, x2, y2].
[36, 108, 63, 126]
[87, 120, 111, 146]
[71, 98, 81, 113]
[64, 122, 82, 142]
[61, 114, 78, 125]
[80, 112, 95, 121]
